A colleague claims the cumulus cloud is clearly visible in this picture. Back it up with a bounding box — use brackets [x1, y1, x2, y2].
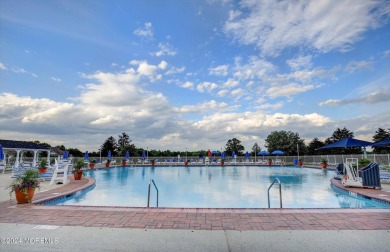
[180, 81, 194, 89]
[165, 66, 185, 75]
[196, 82, 218, 93]
[266, 83, 317, 98]
[175, 100, 231, 113]
[133, 22, 154, 38]
[224, 0, 389, 56]
[319, 89, 390, 106]
[151, 42, 177, 57]
[209, 65, 229, 76]
[286, 55, 313, 71]
[128, 60, 167, 81]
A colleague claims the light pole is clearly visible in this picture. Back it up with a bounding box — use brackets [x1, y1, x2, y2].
[99, 145, 102, 163]
[186, 147, 187, 161]
[147, 147, 149, 161]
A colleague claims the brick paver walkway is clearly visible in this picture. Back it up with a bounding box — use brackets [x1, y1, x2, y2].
[1, 176, 390, 231]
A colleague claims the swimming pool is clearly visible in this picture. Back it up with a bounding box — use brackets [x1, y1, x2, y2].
[50, 166, 390, 208]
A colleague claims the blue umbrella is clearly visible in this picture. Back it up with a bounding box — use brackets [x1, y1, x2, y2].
[84, 151, 89, 160]
[245, 151, 250, 158]
[63, 150, 69, 159]
[199, 152, 204, 158]
[271, 150, 285, 155]
[107, 150, 112, 159]
[221, 152, 226, 158]
[125, 151, 130, 159]
[211, 150, 219, 155]
[372, 138, 390, 147]
[317, 138, 373, 149]
[0, 144, 4, 160]
[232, 151, 236, 158]
[142, 150, 146, 158]
[258, 150, 269, 156]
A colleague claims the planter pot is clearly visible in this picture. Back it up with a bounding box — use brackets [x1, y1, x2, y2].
[38, 167, 47, 173]
[122, 161, 126, 166]
[298, 161, 303, 166]
[151, 162, 155, 166]
[73, 171, 83, 180]
[220, 161, 225, 166]
[268, 161, 272, 166]
[89, 163, 95, 169]
[184, 162, 189, 166]
[15, 188, 35, 203]
[105, 163, 110, 168]
[321, 163, 327, 169]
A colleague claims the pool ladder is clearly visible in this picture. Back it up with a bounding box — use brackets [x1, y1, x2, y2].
[267, 178, 282, 208]
[147, 179, 159, 207]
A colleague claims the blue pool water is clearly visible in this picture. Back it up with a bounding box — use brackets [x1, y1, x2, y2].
[50, 166, 390, 208]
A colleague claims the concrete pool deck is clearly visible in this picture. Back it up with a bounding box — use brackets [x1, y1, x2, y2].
[1, 169, 390, 251]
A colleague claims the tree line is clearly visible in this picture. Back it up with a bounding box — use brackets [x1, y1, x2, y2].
[31, 127, 389, 158]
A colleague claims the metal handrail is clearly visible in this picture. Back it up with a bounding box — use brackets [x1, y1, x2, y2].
[267, 178, 282, 208]
[147, 179, 159, 207]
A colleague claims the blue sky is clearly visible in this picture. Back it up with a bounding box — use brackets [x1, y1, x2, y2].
[1, 0, 390, 152]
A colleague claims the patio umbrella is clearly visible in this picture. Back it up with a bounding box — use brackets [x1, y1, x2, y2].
[199, 152, 204, 158]
[221, 152, 226, 158]
[232, 151, 236, 158]
[245, 151, 250, 158]
[107, 150, 112, 159]
[271, 150, 285, 155]
[258, 150, 269, 160]
[63, 150, 69, 159]
[207, 150, 212, 157]
[211, 150, 219, 156]
[372, 138, 390, 147]
[317, 138, 372, 158]
[0, 144, 4, 160]
[142, 150, 146, 159]
[125, 151, 130, 159]
[84, 151, 89, 160]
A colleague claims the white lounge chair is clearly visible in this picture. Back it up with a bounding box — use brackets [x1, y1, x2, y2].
[49, 163, 69, 185]
[0, 161, 5, 174]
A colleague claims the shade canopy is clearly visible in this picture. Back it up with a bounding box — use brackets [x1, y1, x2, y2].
[258, 150, 269, 156]
[372, 138, 390, 147]
[317, 138, 373, 149]
[271, 150, 285, 155]
[84, 151, 89, 160]
[245, 151, 250, 158]
[0, 144, 4, 160]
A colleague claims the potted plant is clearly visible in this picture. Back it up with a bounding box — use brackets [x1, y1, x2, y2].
[298, 159, 303, 167]
[220, 159, 225, 166]
[358, 158, 371, 168]
[105, 159, 111, 168]
[73, 158, 85, 180]
[184, 160, 190, 166]
[268, 159, 272, 166]
[321, 158, 328, 169]
[89, 159, 96, 169]
[151, 159, 155, 166]
[122, 159, 126, 166]
[7, 169, 41, 203]
[38, 159, 48, 173]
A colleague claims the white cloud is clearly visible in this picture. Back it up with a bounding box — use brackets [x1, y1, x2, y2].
[196, 82, 218, 93]
[217, 89, 228, 97]
[180, 81, 194, 89]
[224, 0, 389, 56]
[344, 60, 372, 73]
[165, 66, 185, 75]
[50, 77, 61, 82]
[286, 55, 313, 71]
[175, 100, 230, 113]
[0, 62, 7, 70]
[266, 83, 317, 98]
[230, 88, 244, 97]
[133, 22, 153, 38]
[383, 50, 390, 58]
[151, 42, 177, 57]
[224, 78, 239, 88]
[209, 65, 229, 76]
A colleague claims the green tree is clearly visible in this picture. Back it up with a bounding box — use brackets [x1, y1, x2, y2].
[225, 138, 245, 156]
[307, 137, 325, 155]
[117, 132, 136, 156]
[265, 131, 306, 155]
[251, 142, 261, 155]
[101, 136, 118, 156]
[68, 148, 83, 157]
[372, 128, 390, 154]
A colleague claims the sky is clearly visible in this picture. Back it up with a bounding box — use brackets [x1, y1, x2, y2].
[1, 0, 390, 153]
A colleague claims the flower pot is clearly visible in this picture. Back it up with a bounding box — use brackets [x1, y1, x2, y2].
[151, 161, 155, 166]
[298, 161, 303, 166]
[38, 167, 47, 173]
[15, 188, 35, 203]
[184, 161, 189, 166]
[220, 161, 225, 166]
[321, 163, 327, 169]
[73, 171, 83, 180]
[268, 161, 272, 166]
[122, 161, 126, 166]
[89, 163, 95, 169]
[105, 163, 110, 168]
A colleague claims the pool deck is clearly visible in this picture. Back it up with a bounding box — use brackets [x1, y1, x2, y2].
[1, 167, 390, 251]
